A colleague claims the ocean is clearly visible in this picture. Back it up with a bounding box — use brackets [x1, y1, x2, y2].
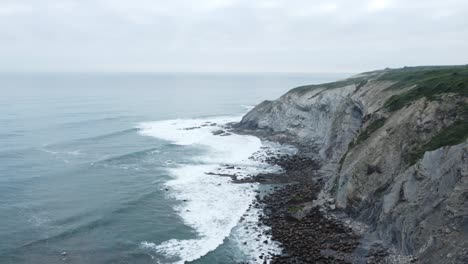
[0, 73, 347, 264]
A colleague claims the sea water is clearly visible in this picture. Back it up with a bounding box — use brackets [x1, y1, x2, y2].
[0, 73, 346, 264]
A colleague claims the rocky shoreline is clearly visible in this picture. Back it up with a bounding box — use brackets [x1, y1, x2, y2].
[231, 65, 468, 264]
[241, 154, 396, 264]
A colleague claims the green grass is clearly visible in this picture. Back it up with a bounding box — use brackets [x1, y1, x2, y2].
[338, 142, 354, 172]
[406, 103, 468, 165]
[406, 119, 468, 165]
[330, 175, 340, 195]
[381, 66, 468, 111]
[291, 66, 468, 109]
[291, 76, 368, 95]
[291, 65, 468, 167]
[355, 117, 387, 144]
[355, 79, 369, 91]
[378, 66, 468, 164]
[380, 65, 468, 89]
[338, 149, 348, 168]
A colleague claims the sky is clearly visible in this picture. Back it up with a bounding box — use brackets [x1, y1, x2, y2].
[0, 0, 467, 73]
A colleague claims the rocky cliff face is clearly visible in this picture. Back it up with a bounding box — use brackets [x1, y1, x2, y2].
[236, 66, 468, 263]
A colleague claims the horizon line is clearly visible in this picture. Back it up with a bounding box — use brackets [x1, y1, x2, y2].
[0, 70, 357, 75]
[1, 63, 465, 75]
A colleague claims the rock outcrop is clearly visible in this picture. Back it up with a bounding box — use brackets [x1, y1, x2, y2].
[236, 66, 468, 263]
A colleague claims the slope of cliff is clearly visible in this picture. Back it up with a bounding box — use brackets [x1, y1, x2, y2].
[236, 65, 468, 263]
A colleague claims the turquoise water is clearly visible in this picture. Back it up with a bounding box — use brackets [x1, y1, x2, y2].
[0, 73, 346, 264]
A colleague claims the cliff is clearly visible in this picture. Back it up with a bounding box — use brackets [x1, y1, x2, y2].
[236, 65, 468, 263]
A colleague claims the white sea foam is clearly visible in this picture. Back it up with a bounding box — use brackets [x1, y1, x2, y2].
[138, 115, 290, 263]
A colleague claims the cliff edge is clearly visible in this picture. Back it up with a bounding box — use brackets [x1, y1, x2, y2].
[236, 65, 468, 263]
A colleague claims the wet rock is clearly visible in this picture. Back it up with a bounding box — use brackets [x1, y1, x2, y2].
[212, 130, 225, 135]
[248, 154, 363, 264]
[182, 126, 201, 130]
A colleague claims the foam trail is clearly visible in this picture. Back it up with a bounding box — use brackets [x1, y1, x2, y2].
[138, 115, 284, 263]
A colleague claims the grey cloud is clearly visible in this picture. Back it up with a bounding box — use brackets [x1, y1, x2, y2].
[0, 0, 467, 72]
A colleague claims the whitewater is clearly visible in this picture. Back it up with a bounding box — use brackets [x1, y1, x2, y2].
[0, 73, 343, 264]
[137, 115, 295, 263]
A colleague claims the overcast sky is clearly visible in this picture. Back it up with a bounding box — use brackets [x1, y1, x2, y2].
[0, 0, 467, 73]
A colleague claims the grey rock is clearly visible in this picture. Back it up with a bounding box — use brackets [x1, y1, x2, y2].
[212, 130, 225, 135]
[236, 69, 468, 264]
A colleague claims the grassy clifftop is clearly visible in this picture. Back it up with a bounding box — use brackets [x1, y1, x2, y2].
[289, 65, 468, 109]
[349, 65, 468, 166]
[380, 65, 468, 111]
[379, 66, 468, 162]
